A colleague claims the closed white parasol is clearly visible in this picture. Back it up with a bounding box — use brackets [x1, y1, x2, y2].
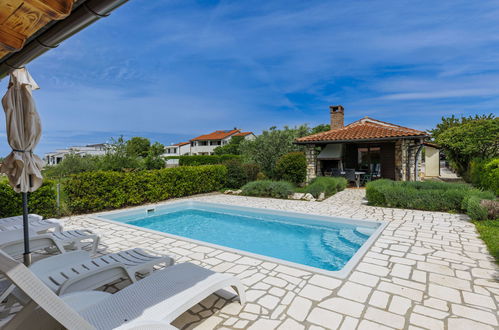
[1, 67, 44, 265]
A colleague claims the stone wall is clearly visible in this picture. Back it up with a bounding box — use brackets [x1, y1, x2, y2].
[305, 144, 317, 183]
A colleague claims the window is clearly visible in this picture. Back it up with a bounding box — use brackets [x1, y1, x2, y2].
[357, 146, 381, 173]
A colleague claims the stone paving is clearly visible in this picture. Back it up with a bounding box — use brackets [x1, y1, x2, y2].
[22, 190, 499, 329]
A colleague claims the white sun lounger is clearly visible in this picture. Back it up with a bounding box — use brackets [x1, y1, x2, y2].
[0, 250, 246, 330]
[4, 248, 174, 305]
[0, 214, 63, 233]
[0, 228, 100, 258]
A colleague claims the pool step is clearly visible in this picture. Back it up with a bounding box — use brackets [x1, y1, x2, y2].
[306, 238, 346, 270]
[338, 229, 368, 247]
[322, 232, 357, 258]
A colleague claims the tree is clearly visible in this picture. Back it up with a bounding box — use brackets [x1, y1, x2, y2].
[144, 142, 166, 170]
[240, 125, 310, 178]
[149, 142, 165, 157]
[43, 153, 99, 179]
[431, 115, 499, 174]
[126, 137, 151, 158]
[213, 136, 245, 155]
[100, 136, 142, 171]
[275, 152, 307, 185]
[310, 124, 331, 135]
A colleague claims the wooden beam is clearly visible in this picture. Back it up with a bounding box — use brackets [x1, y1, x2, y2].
[0, 0, 74, 53]
[0, 26, 25, 51]
[31, 0, 73, 20]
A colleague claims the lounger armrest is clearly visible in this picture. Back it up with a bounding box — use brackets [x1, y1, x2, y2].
[58, 263, 132, 295]
[41, 218, 64, 232]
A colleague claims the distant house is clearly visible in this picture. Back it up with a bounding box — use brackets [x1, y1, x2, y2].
[189, 129, 255, 155]
[296, 105, 430, 182]
[163, 142, 191, 157]
[162, 130, 255, 157]
[44, 143, 108, 165]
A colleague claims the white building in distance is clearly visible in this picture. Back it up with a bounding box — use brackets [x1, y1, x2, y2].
[44, 143, 108, 165]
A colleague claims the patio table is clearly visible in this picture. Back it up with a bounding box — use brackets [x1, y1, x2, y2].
[340, 171, 366, 188]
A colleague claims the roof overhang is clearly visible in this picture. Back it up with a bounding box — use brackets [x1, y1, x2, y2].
[0, 0, 129, 79]
[295, 135, 428, 145]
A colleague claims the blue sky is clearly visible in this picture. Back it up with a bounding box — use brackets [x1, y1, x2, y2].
[1, 0, 499, 155]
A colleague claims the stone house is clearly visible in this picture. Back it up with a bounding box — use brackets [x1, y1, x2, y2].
[295, 105, 429, 182]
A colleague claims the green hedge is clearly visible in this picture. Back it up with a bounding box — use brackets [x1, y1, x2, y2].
[165, 155, 241, 166]
[64, 165, 227, 214]
[469, 158, 499, 196]
[275, 152, 307, 185]
[223, 160, 261, 189]
[366, 179, 495, 220]
[0, 180, 58, 218]
[305, 177, 348, 198]
[241, 180, 294, 199]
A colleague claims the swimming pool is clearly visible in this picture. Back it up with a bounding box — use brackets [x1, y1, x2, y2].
[97, 201, 385, 277]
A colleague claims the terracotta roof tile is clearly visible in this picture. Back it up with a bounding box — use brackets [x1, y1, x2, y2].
[233, 132, 253, 137]
[191, 129, 240, 141]
[296, 117, 427, 143]
[174, 142, 190, 146]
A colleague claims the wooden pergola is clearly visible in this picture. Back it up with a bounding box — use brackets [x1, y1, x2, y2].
[0, 0, 128, 78]
[0, 0, 74, 59]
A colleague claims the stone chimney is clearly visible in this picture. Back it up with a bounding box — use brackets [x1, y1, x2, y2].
[329, 105, 344, 129]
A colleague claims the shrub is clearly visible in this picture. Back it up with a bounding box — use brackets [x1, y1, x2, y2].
[305, 177, 348, 198]
[223, 160, 261, 189]
[480, 200, 499, 220]
[224, 159, 247, 189]
[366, 179, 496, 219]
[0, 180, 58, 218]
[470, 158, 499, 196]
[274, 152, 307, 185]
[64, 165, 227, 214]
[166, 155, 241, 166]
[241, 180, 294, 199]
[464, 195, 489, 221]
[256, 172, 267, 180]
[243, 163, 260, 182]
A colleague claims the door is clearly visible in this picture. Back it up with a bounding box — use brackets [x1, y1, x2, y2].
[380, 143, 396, 180]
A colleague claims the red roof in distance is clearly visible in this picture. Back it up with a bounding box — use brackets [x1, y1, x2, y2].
[233, 132, 253, 137]
[191, 129, 240, 141]
[296, 117, 427, 143]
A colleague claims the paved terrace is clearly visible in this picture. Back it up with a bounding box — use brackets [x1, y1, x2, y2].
[51, 190, 499, 329]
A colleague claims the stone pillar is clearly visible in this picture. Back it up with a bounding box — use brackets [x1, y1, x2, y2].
[394, 140, 403, 181]
[305, 144, 317, 183]
[407, 140, 423, 181]
[396, 139, 422, 181]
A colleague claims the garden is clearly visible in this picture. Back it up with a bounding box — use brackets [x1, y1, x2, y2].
[0, 125, 343, 217]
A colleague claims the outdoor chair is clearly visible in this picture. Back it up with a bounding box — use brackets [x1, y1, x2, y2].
[360, 173, 372, 186]
[0, 214, 62, 234]
[343, 169, 356, 184]
[0, 250, 246, 330]
[331, 168, 342, 177]
[0, 228, 100, 259]
[2, 248, 174, 306]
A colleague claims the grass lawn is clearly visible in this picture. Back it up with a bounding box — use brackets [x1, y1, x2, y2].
[473, 220, 499, 263]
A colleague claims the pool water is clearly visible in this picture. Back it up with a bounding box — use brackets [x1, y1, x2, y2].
[101, 202, 381, 273]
